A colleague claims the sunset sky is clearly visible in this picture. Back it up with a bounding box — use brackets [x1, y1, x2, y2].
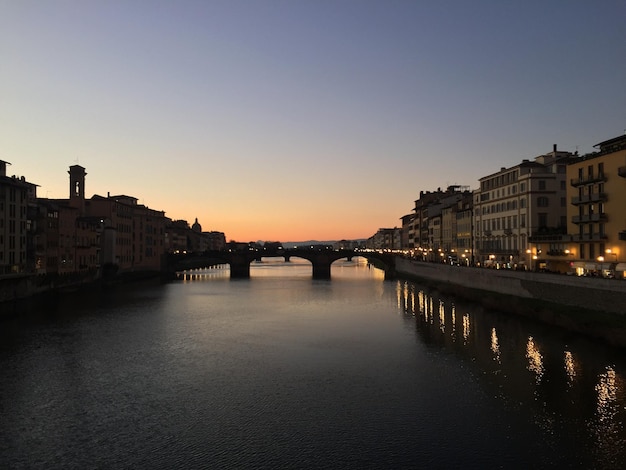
[2, 1, 625, 242]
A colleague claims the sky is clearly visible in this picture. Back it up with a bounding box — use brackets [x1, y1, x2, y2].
[2, 1, 625, 242]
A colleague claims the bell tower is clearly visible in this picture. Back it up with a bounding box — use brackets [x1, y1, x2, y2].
[68, 165, 87, 214]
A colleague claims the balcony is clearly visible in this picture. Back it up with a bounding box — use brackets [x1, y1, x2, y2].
[572, 192, 607, 204]
[570, 173, 608, 187]
[546, 249, 568, 256]
[571, 233, 608, 242]
[571, 195, 590, 205]
[529, 232, 570, 242]
[503, 228, 513, 236]
[572, 213, 607, 224]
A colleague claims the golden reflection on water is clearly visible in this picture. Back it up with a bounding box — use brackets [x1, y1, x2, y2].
[462, 313, 470, 344]
[490, 328, 501, 364]
[590, 366, 624, 467]
[404, 283, 625, 467]
[439, 301, 445, 334]
[396, 282, 403, 311]
[525, 336, 544, 384]
[180, 265, 230, 282]
[450, 306, 456, 340]
[596, 366, 617, 420]
[428, 295, 434, 324]
[418, 291, 425, 317]
[564, 350, 576, 387]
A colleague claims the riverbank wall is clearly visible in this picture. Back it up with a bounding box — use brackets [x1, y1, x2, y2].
[395, 257, 626, 347]
[0, 268, 165, 304]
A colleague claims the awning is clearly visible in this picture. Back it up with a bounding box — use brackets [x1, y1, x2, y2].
[615, 263, 626, 272]
[584, 263, 597, 270]
[571, 262, 585, 268]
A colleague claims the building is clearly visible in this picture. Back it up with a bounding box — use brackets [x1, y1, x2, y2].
[536, 133, 626, 277]
[39, 165, 169, 275]
[204, 231, 226, 251]
[400, 212, 416, 250]
[455, 192, 474, 265]
[367, 228, 401, 250]
[417, 186, 469, 261]
[87, 194, 168, 272]
[0, 160, 38, 275]
[473, 146, 575, 269]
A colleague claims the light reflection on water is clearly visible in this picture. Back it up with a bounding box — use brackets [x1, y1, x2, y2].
[395, 279, 626, 468]
[1, 261, 625, 469]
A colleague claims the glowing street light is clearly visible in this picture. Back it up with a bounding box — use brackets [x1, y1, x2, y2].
[605, 249, 618, 262]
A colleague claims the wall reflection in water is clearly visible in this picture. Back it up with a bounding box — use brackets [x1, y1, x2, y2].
[394, 280, 626, 467]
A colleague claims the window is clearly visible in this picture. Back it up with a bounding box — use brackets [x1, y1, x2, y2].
[580, 244, 585, 259]
[598, 162, 604, 177]
[537, 197, 549, 207]
[521, 198, 526, 208]
[538, 213, 547, 228]
[538, 180, 546, 190]
[560, 197, 566, 207]
[560, 181, 566, 190]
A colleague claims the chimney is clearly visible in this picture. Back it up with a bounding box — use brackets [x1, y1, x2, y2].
[0, 160, 10, 177]
[553, 144, 557, 152]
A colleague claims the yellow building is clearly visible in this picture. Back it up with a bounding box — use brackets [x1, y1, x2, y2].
[557, 134, 626, 277]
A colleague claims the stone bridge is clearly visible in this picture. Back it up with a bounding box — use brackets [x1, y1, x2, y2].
[165, 248, 396, 280]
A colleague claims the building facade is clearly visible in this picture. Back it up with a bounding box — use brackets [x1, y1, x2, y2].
[533, 134, 626, 276]
[474, 146, 574, 269]
[0, 160, 38, 275]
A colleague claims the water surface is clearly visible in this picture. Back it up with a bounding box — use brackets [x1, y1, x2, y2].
[1, 258, 624, 468]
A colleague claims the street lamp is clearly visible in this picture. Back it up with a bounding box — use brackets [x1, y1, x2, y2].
[605, 249, 618, 262]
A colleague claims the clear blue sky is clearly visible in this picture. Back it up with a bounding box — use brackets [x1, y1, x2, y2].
[2, 0, 625, 241]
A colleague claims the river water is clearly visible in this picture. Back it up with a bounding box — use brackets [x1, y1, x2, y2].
[1, 258, 625, 469]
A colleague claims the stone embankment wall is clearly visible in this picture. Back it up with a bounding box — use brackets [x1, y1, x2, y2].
[0, 275, 38, 303]
[396, 258, 626, 316]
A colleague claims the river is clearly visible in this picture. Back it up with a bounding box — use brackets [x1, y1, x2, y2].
[1, 258, 624, 469]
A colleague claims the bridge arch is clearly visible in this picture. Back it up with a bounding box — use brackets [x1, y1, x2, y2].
[166, 249, 396, 280]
